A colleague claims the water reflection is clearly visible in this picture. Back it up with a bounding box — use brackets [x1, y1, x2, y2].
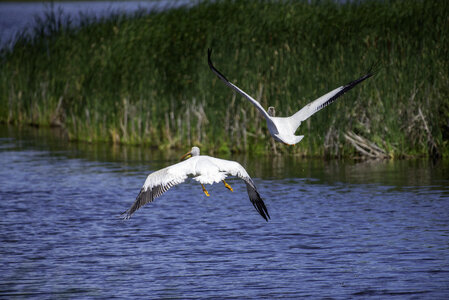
[2, 124, 448, 188]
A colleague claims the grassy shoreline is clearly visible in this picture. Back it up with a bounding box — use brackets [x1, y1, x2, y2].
[1, 0, 448, 157]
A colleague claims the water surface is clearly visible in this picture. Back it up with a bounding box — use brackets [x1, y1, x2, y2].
[1, 125, 448, 298]
[0, 1, 189, 49]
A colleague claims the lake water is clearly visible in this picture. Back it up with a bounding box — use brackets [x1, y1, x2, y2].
[0, 1, 190, 49]
[1, 125, 448, 298]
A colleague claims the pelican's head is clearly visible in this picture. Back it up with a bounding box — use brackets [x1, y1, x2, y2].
[180, 146, 200, 161]
[267, 106, 275, 117]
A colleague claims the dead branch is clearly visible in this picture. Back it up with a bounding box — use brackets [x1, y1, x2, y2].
[344, 131, 389, 159]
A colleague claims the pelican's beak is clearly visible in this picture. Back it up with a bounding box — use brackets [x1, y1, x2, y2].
[180, 151, 192, 161]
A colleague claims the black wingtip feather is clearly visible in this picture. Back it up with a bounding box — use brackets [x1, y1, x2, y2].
[253, 192, 270, 222]
[120, 187, 154, 220]
[343, 61, 381, 88]
[207, 48, 213, 69]
[207, 48, 231, 83]
[245, 182, 270, 222]
[343, 71, 373, 90]
[256, 203, 270, 222]
[367, 60, 382, 77]
[316, 65, 378, 112]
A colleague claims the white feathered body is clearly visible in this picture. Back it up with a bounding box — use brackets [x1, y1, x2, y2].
[142, 155, 248, 191]
[122, 150, 270, 221]
[268, 116, 304, 145]
[207, 48, 374, 146]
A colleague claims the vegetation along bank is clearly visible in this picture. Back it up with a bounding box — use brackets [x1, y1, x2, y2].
[1, 0, 447, 158]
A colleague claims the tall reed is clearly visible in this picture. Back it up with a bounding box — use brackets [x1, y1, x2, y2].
[1, 0, 447, 157]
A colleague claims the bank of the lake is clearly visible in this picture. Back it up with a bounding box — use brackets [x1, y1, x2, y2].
[1, 0, 448, 157]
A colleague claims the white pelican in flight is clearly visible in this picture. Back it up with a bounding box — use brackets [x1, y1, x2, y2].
[121, 146, 270, 221]
[208, 48, 374, 145]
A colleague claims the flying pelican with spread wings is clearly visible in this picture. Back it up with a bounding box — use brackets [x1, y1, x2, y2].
[121, 146, 270, 221]
[208, 48, 374, 145]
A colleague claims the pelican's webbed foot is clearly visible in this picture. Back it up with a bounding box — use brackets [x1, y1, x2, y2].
[201, 184, 210, 197]
[223, 180, 233, 192]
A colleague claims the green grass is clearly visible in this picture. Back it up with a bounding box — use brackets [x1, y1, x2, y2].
[1, 0, 448, 157]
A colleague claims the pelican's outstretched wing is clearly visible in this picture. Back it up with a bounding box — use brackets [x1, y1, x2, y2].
[121, 162, 191, 219]
[212, 157, 270, 221]
[242, 177, 270, 221]
[208, 49, 275, 127]
[288, 72, 374, 130]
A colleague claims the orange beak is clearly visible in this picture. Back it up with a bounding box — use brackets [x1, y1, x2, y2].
[180, 151, 192, 161]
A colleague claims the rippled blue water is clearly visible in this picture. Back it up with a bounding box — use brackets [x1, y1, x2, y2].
[1, 126, 448, 298]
